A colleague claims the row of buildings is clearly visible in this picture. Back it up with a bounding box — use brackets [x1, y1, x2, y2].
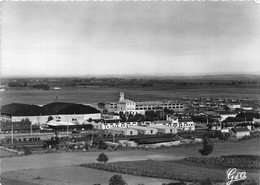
[1, 92, 259, 139]
[105, 92, 185, 115]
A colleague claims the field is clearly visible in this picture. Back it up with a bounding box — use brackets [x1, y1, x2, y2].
[81, 158, 259, 183]
[0, 148, 18, 157]
[1, 138, 259, 184]
[1, 166, 174, 185]
[1, 85, 260, 105]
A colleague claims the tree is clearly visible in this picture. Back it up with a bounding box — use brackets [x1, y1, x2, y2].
[200, 179, 213, 185]
[97, 153, 109, 163]
[21, 118, 31, 127]
[109, 174, 127, 185]
[47, 116, 53, 122]
[199, 137, 214, 156]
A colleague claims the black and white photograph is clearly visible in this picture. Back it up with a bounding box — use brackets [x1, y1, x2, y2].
[0, 1, 260, 185]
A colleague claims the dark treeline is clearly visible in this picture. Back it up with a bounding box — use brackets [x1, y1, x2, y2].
[2, 76, 260, 89]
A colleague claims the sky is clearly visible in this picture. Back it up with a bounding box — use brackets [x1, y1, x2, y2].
[1, 1, 260, 77]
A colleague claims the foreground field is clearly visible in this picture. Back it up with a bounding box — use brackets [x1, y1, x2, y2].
[1, 85, 260, 105]
[1, 138, 259, 185]
[81, 159, 259, 183]
[1, 166, 174, 185]
[0, 148, 18, 158]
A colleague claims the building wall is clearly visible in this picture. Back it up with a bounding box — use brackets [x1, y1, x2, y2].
[231, 131, 250, 139]
[135, 102, 184, 112]
[125, 128, 138, 136]
[148, 125, 177, 134]
[220, 114, 237, 122]
[178, 121, 195, 131]
[130, 126, 158, 135]
[12, 113, 101, 125]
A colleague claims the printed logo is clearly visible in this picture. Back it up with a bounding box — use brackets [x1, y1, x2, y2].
[226, 168, 247, 185]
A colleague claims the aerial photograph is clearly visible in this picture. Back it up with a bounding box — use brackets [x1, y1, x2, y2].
[0, 1, 260, 185]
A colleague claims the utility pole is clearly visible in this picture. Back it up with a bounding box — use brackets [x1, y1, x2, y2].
[11, 122, 14, 144]
[30, 124, 32, 136]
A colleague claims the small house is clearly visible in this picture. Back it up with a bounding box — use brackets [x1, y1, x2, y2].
[148, 125, 177, 134]
[107, 127, 138, 136]
[230, 128, 250, 139]
[130, 126, 158, 135]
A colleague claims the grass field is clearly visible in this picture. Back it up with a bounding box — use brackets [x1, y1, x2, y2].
[1, 138, 260, 184]
[82, 159, 259, 183]
[0, 148, 18, 158]
[1, 166, 174, 185]
[150, 138, 260, 158]
[80, 138, 260, 183]
[1, 85, 260, 105]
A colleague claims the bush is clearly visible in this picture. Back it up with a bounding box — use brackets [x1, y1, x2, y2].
[183, 155, 260, 169]
[232, 180, 259, 185]
[23, 147, 32, 155]
[162, 182, 186, 185]
[97, 153, 109, 163]
[200, 178, 213, 185]
[199, 137, 213, 156]
[109, 174, 127, 185]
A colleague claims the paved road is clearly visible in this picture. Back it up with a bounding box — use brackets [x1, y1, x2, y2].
[1, 150, 183, 172]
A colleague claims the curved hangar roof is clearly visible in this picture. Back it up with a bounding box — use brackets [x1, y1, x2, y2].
[1, 102, 100, 116]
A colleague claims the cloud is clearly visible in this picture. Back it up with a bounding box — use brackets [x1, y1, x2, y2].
[1, 2, 260, 77]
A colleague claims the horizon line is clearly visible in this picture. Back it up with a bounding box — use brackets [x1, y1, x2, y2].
[1, 71, 260, 78]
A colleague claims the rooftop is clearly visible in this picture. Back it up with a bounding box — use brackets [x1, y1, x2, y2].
[1, 102, 100, 116]
[231, 127, 250, 133]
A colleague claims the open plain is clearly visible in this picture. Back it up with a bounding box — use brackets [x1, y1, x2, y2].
[1, 85, 260, 106]
[1, 138, 259, 185]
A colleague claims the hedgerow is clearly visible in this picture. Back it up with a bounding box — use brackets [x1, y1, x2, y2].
[182, 155, 260, 169]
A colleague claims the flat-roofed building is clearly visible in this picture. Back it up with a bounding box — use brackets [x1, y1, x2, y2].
[107, 127, 138, 136]
[178, 119, 195, 131]
[230, 127, 250, 139]
[130, 126, 158, 135]
[135, 101, 184, 112]
[152, 120, 173, 126]
[148, 125, 177, 134]
[105, 92, 185, 114]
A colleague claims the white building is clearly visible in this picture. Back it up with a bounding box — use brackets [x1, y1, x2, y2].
[219, 111, 237, 122]
[177, 119, 195, 131]
[105, 92, 185, 114]
[12, 113, 101, 125]
[92, 121, 138, 130]
[130, 126, 158, 135]
[230, 128, 250, 139]
[107, 127, 138, 136]
[148, 125, 177, 134]
[2, 102, 101, 125]
[228, 104, 241, 110]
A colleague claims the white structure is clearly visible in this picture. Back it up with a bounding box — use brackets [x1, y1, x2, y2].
[107, 127, 138, 136]
[12, 113, 101, 125]
[92, 121, 138, 130]
[228, 104, 241, 110]
[230, 128, 250, 139]
[167, 115, 179, 125]
[148, 125, 177, 134]
[219, 111, 237, 122]
[101, 114, 120, 120]
[177, 119, 195, 131]
[105, 92, 185, 114]
[152, 120, 173, 127]
[135, 101, 184, 112]
[130, 126, 158, 135]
